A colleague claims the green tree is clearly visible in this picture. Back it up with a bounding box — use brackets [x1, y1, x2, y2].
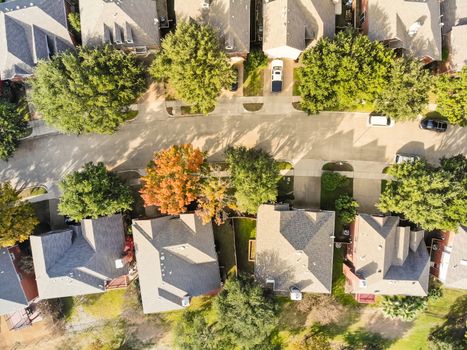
[377, 157, 467, 231]
[381, 295, 427, 321]
[58, 162, 133, 221]
[173, 309, 226, 350]
[0, 182, 38, 248]
[374, 57, 431, 121]
[214, 274, 278, 350]
[225, 146, 279, 214]
[150, 21, 233, 114]
[31, 45, 144, 134]
[0, 101, 28, 161]
[68, 12, 81, 34]
[335, 194, 359, 225]
[196, 175, 235, 225]
[435, 67, 467, 126]
[298, 30, 394, 113]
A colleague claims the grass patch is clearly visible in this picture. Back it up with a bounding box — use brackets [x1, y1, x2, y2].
[322, 162, 353, 172]
[243, 103, 263, 111]
[293, 68, 301, 96]
[81, 289, 126, 319]
[19, 186, 47, 198]
[181, 105, 214, 115]
[213, 222, 237, 279]
[243, 68, 264, 96]
[389, 289, 467, 350]
[292, 101, 303, 111]
[277, 161, 294, 171]
[332, 247, 360, 308]
[233, 218, 256, 274]
[124, 110, 138, 121]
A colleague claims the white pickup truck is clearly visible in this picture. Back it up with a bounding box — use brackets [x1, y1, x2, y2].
[271, 59, 283, 93]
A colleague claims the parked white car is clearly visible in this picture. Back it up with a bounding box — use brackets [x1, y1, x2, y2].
[394, 154, 420, 164]
[367, 115, 394, 127]
[271, 59, 283, 93]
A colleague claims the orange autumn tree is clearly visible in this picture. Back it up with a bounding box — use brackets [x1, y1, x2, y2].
[141, 144, 206, 215]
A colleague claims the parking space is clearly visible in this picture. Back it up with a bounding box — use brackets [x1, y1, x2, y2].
[263, 58, 297, 97]
[221, 60, 244, 98]
[353, 178, 382, 214]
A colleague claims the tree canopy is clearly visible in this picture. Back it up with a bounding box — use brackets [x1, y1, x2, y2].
[31, 45, 144, 134]
[297, 30, 394, 113]
[0, 101, 28, 161]
[140, 144, 206, 215]
[214, 274, 278, 350]
[335, 194, 359, 225]
[377, 156, 467, 231]
[225, 146, 279, 214]
[150, 21, 233, 114]
[435, 67, 467, 126]
[0, 182, 38, 248]
[374, 57, 431, 121]
[196, 175, 235, 225]
[58, 162, 133, 221]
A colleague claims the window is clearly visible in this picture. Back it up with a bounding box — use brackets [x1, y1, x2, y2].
[360, 11, 366, 24]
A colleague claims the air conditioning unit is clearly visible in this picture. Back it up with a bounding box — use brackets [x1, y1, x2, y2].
[289, 286, 302, 301]
[181, 295, 191, 307]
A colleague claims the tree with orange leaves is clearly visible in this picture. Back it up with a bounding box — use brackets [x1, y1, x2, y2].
[140, 144, 206, 215]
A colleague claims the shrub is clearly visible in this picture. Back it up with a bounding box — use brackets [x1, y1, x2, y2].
[322, 172, 347, 192]
[245, 50, 268, 76]
[335, 194, 359, 224]
[381, 296, 427, 321]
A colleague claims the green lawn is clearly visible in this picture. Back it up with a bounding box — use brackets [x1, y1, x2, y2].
[389, 289, 467, 350]
[320, 174, 353, 239]
[81, 289, 127, 319]
[243, 67, 264, 96]
[233, 218, 257, 274]
[293, 68, 300, 96]
[332, 247, 360, 308]
[213, 222, 237, 279]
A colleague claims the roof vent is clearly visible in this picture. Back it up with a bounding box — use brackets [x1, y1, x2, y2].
[359, 279, 368, 288]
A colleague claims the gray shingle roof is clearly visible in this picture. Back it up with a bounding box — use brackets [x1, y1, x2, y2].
[349, 214, 430, 296]
[80, 0, 163, 48]
[132, 214, 221, 314]
[255, 204, 335, 294]
[30, 214, 128, 299]
[0, 248, 28, 315]
[367, 0, 442, 60]
[0, 0, 74, 80]
[174, 0, 250, 55]
[262, 0, 335, 59]
[443, 226, 467, 290]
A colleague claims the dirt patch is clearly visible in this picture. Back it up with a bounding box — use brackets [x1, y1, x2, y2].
[358, 307, 413, 340]
[298, 295, 347, 326]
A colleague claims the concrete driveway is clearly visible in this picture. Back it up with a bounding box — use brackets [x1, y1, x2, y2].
[263, 58, 297, 97]
[293, 176, 321, 209]
[353, 178, 382, 214]
[1, 102, 466, 194]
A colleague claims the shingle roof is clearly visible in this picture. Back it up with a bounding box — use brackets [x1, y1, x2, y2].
[349, 214, 430, 296]
[450, 25, 467, 71]
[132, 214, 221, 314]
[443, 226, 467, 290]
[255, 204, 335, 294]
[174, 0, 250, 54]
[30, 214, 128, 299]
[80, 0, 164, 48]
[0, 248, 28, 315]
[367, 0, 442, 60]
[262, 0, 335, 59]
[0, 0, 74, 80]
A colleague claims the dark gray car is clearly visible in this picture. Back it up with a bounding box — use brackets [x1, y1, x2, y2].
[420, 119, 448, 132]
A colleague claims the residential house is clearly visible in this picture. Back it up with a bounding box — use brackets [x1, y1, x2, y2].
[344, 214, 430, 303]
[255, 204, 335, 295]
[174, 0, 250, 58]
[262, 0, 336, 60]
[0, 0, 75, 80]
[444, 0, 467, 71]
[30, 214, 130, 299]
[430, 226, 467, 290]
[80, 0, 169, 53]
[361, 0, 442, 63]
[132, 214, 221, 314]
[0, 246, 39, 330]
